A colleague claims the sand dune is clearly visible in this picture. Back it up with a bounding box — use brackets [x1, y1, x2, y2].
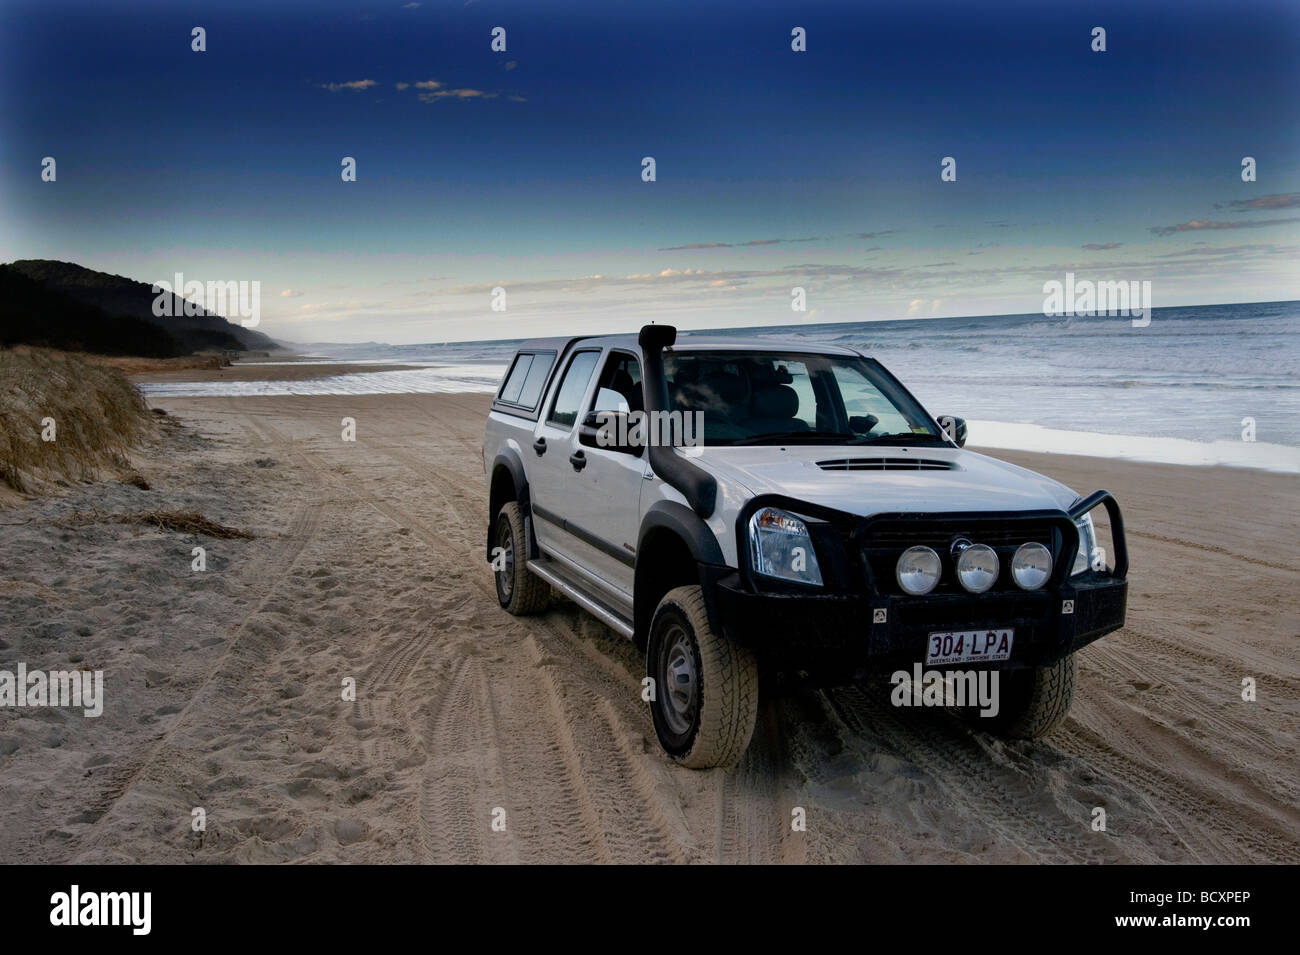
[0, 390, 1295, 863]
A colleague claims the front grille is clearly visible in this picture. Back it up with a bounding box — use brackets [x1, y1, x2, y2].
[864, 522, 1056, 550]
[816, 457, 953, 471]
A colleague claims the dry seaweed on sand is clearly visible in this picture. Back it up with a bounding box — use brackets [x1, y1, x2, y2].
[58, 506, 253, 539]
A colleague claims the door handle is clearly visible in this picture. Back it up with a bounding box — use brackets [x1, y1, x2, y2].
[569, 450, 587, 472]
[533, 437, 547, 455]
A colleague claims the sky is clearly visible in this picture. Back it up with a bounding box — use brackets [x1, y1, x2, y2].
[1, 0, 1298, 344]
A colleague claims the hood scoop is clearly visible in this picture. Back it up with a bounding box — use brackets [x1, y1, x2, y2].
[816, 457, 954, 472]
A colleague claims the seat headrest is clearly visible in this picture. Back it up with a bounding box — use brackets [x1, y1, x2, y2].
[700, 372, 747, 407]
[751, 383, 799, 419]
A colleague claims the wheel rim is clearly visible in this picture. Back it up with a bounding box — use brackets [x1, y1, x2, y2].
[495, 514, 514, 601]
[659, 623, 697, 736]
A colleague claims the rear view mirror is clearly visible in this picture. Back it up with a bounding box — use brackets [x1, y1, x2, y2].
[849, 414, 878, 435]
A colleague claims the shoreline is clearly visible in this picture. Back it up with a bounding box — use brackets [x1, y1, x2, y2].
[128, 358, 1300, 475]
[129, 355, 426, 384]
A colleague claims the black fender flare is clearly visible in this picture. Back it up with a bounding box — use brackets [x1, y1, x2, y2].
[634, 499, 728, 645]
[487, 448, 536, 560]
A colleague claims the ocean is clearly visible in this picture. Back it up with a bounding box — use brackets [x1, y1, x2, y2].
[139, 300, 1300, 473]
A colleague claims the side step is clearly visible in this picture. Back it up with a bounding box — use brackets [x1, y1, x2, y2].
[527, 558, 635, 640]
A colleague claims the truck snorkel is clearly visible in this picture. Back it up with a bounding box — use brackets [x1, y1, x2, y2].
[638, 323, 718, 518]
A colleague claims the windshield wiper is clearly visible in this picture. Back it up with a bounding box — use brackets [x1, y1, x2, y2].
[729, 431, 856, 446]
[845, 432, 945, 446]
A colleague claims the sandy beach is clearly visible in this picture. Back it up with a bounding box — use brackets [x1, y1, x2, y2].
[0, 382, 1296, 864]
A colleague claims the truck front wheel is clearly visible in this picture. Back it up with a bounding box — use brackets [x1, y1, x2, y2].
[647, 585, 759, 769]
[971, 653, 1078, 739]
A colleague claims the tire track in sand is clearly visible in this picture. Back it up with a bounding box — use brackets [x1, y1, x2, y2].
[253, 407, 800, 864]
[419, 657, 520, 864]
[367, 498, 619, 862]
[235, 408, 522, 863]
[369, 489, 797, 864]
[367, 496, 702, 862]
[820, 684, 1139, 864]
[72, 409, 325, 848]
[1060, 692, 1300, 864]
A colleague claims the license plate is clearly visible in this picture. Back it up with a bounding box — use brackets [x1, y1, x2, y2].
[925, 629, 1014, 666]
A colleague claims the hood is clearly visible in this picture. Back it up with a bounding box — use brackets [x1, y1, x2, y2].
[688, 445, 1079, 517]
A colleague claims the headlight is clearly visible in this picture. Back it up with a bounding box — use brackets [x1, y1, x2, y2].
[896, 545, 941, 595]
[1011, 542, 1052, 590]
[748, 507, 823, 586]
[1072, 514, 1100, 575]
[956, 543, 999, 593]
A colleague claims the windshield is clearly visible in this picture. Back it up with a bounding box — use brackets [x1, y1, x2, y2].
[662, 350, 945, 447]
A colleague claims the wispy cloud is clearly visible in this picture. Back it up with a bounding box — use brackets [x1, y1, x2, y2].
[658, 235, 826, 251]
[1082, 242, 1123, 250]
[1154, 243, 1283, 258]
[318, 79, 378, 92]
[1214, 193, 1300, 211]
[742, 237, 819, 246]
[270, 240, 1300, 337]
[657, 230, 898, 251]
[394, 79, 507, 103]
[1150, 216, 1300, 236]
[418, 88, 496, 102]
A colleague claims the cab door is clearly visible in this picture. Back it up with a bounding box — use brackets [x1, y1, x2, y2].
[529, 348, 602, 567]
[565, 350, 647, 598]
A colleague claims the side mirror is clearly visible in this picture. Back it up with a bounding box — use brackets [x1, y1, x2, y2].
[578, 410, 644, 456]
[937, 415, 967, 448]
[849, 414, 878, 435]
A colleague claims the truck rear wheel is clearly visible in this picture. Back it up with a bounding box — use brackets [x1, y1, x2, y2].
[493, 502, 550, 615]
[972, 653, 1077, 739]
[647, 585, 759, 769]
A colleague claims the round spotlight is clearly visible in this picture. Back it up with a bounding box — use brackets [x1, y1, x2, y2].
[956, 543, 999, 593]
[1012, 542, 1053, 590]
[896, 545, 942, 595]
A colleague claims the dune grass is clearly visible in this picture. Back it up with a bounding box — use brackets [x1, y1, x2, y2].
[0, 346, 153, 495]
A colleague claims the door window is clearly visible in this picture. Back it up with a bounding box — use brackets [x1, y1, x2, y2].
[588, 352, 643, 415]
[547, 350, 600, 428]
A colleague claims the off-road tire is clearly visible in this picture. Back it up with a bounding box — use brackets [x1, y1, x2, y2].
[971, 653, 1077, 739]
[647, 585, 759, 769]
[493, 502, 550, 615]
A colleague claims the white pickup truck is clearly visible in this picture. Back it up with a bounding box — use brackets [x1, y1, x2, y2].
[483, 324, 1128, 768]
